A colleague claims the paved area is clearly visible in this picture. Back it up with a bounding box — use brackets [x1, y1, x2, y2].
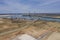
[47, 32, 60, 40]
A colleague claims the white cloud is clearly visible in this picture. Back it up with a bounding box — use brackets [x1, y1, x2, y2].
[0, 0, 60, 13]
[38, 0, 60, 6]
[0, 0, 35, 13]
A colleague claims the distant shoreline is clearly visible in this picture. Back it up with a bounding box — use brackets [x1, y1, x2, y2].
[0, 13, 60, 16]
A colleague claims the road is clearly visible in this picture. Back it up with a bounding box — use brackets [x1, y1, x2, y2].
[37, 31, 53, 40]
[0, 21, 35, 36]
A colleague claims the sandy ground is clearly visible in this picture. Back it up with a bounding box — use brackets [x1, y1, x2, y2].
[47, 32, 60, 40]
[0, 18, 60, 40]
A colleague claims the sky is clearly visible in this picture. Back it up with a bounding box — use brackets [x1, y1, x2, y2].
[0, 0, 60, 13]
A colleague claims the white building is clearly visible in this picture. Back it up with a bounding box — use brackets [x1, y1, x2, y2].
[12, 34, 37, 40]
